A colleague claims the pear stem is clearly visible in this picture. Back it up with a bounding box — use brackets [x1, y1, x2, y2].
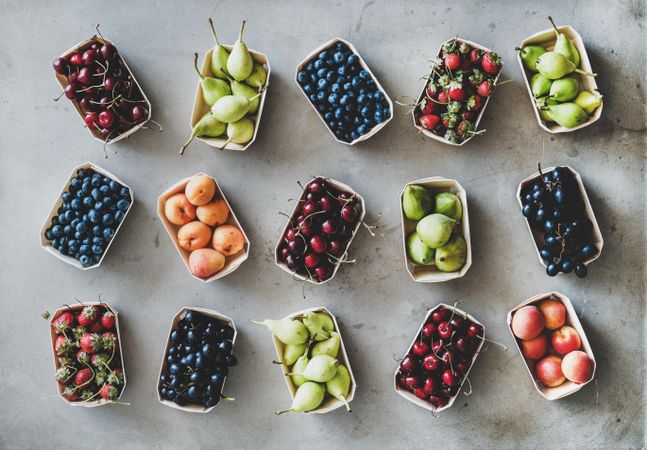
[547, 16, 560, 35]
[217, 137, 232, 151]
[340, 395, 352, 413]
[574, 68, 597, 77]
[193, 53, 204, 80]
[249, 319, 264, 325]
[238, 20, 246, 42]
[275, 408, 293, 415]
[208, 18, 221, 46]
[179, 135, 195, 155]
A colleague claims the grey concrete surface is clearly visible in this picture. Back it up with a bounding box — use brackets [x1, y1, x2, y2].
[0, 0, 645, 448]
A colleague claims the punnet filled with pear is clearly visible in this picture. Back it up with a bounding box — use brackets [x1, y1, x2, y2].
[180, 19, 269, 154]
[252, 309, 355, 414]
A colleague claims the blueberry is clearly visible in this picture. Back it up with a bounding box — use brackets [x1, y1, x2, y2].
[318, 50, 329, 60]
[94, 202, 104, 212]
[51, 225, 64, 238]
[305, 62, 314, 72]
[325, 71, 336, 82]
[337, 66, 346, 76]
[581, 244, 597, 258]
[546, 263, 559, 276]
[91, 177, 101, 188]
[360, 106, 372, 118]
[90, 188, 101, 201]
[79, 244, 91, 255]
[82, 237, 91, 245]
[88, 209, 100, 223]
[115, 210, 125, 222]
[357, 124, 368, 135]
[317, 68, 328, 79]
[309, 93, 317, 103]
[350, 130, 359, 140]
[561, 258, 574, 273]
[119, 187, 129, 198]
[69, 178, 81, 191]
[330, 83, 341, 94]
[303, 84, 313, 94]
[328, 93, 339, 105]
[309, 73, 317, 83]
[63, 225, 72, 236]
[63, 210, 74, 222]
[69, 240, 80, 253]
[62, 192, 73, 203]
[383, 107, 391, 118]
[314, 59, 324, 70]
[374, 110, 384, 123]
[91, 224, 101, 236]
[574, 263, 588, 278]
[333, 51, 344, 64]
[79, 255, 92, 266]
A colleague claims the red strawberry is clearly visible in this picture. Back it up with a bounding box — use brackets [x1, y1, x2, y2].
[468, 69, 486, 88]
[91, 353, 110, 368]
[420, 98, 438, 115]
[99, 383, 119, 400]
[89, 322, 105, 333]
[418, 114, 441, 130]
[470, 48, 482, 65]
[481, 51, 501, 75]
[80, 333, 103, 353]
[462, 111, 475, 121]
[437, 91, 449, 104]
[477, 80, 493, 97]
[101, 331, 118, 351]
[101, 311, 115, 330]
[457, 119, 475, 138]
[54, 335, 74, 355]
[447, 81, 466, 102]
[425, 83, 439, 99]
[62, 385, 79, 402]
[74, 368, 94, 386]
[441, 112, 459, 129]
[443, 53, 461, 71]
[52, 312, 75, 334]
[77, 305, 98, 327]
[466, 95, 483, 112]
[76, 349, 91, 364]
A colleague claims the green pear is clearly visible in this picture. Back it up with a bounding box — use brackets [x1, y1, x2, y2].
[536, 52, 596, 80]
[574, 90, 603, 114]
[219, 117, 255, 150]
[402, 185, 433, 221]
[548, 16, 580, 66]
[227, 21, 254, 81]
[301, 355, 339, 382]
[549, 76, 579, 101]
[517, 45, 546, 72]
[435, 235, 467, 272]
[193, 53, 231, 107]
[208, 18, 230, 80]
[179, 112, 226, 155]
[211, 93, 261, 123]
[250, 318, 309, 345]
[312, 332, 340, 358]
[530, 73, 552, 98]
[302, 312, 334, 341]
[289, 353, 309, 387]
[283, 342, 307, 367]
[245, 63, 267, 90]
[416, 213, 456, 249]
[545, 102, 588, 128]
[229, 78, 261, 114]
[406, 231, 435, 265]
[434, 192, 462, 221]
[536, 96, 559, 122]
[326, 364, 352, 412]
[275, 381, 325, 415]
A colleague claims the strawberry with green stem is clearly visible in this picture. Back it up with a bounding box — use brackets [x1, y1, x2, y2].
[99, 383, 120, 400]
[101, 311, 115, 330]
[74, 367, 94, 387]
[481, 51, 501, 75]
[55, 366, 75, 384]
[77, 305, 99, 327]
[52, 312, 75, 334]
[54, 335, 75, 356]
[79, 333, 103, 353]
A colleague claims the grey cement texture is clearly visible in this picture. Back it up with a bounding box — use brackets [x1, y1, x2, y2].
[1, 0, 645, 448]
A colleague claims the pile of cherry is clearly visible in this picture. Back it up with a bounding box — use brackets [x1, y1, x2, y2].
[53, 35, 148, 144]
[397, 306, 482, 409]
[276, 177, 363, 283]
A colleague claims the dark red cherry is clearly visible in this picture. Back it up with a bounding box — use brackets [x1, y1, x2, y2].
[399, 354, 417, 373]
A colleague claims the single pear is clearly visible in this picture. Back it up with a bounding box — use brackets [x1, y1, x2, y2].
[211, 93, 260, 123]
[536, 52, 596, 80]
[193, 53, 231, 107]
[312, 332, 340, 358]
[530, 73, 552, 98]
[434, 192, 462, 221]
[407, 231, 435, 265]
[435, 235, 467, 272]
[402, 185, 433, 221]
[517, 45, 546, 72]
[219, 117, 255, 150]
[283, 342, 307, 367]
[326, 364, 352, 412]
[229, 78, 260, 114]
[289, 353, 309, 387]
[545, 102, 588, 128]
[250, 318, 309, 345]
[275, 382, 325, 415]
[301, 355, 339, 382]
[549, 76, 579, 101]
[245, 63, 267, 90]
[548, 16, 580, 66]
[536, 96, 559, 122]
[208, 18, 230, 79]
[179, 112, 226, 155]
[227, 21, 254, 81]
[416, 213, 456, 248]
[574, 90, 603, 114]
[302, 312, 334, 341]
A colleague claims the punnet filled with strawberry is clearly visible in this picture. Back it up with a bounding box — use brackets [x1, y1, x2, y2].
[412, 38, 503, 145]
[46, 301, 126, 406]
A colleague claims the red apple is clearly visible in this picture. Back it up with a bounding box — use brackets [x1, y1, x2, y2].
[562, 351, 594, 384]
[535, 355, 565, 387]
[538, 299, 566, 330]
[521, 334, 548, 360]
[511, 306, 545, 340]
[551, 325, 581, 355]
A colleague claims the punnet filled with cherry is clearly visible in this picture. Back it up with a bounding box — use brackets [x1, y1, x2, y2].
[276, 177, 364, 283]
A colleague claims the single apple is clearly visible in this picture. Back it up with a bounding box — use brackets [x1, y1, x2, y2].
[562, 350, 594, 384]
[212, 224, 245, 256]
[538, 299, 566, 330]
[177, 221, 212, 251]
[196, 198, 229, 227]
[188, 248, 225, 278]
[535, 355, 565, 388]
[511, 305, 545, 340]
[165, 193, 197, 226]
[521, 334, 548, 360]
[551, 325, 581, 355]
[185, 174, 216, 206]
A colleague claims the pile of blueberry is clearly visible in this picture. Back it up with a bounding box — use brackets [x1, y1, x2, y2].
[297, 40, 391, 143]
[520, 166, 598, 277]
[44, 168, 131, 267]
[159, 310, 237, 409]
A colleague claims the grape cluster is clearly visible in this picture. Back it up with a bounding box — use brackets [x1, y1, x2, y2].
[520, 166, 597, 278]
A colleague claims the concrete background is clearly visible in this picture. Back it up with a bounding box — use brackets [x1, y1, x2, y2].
[0, 0, 645, 448]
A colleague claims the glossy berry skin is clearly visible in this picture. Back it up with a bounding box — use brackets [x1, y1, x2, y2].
[400, 354, 417, 373]
[411, 340, 430, 356]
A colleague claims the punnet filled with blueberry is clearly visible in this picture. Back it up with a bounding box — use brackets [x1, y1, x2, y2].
[42, 165, 132, 269]
[296, 39, 392, 144]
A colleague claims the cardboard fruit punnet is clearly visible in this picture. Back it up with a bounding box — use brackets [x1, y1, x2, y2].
[295, 37, 393, 145]
[39, 162, 134, 270]
[274, 176, 366, 285]
[53, 36, 152, 144]
[400, 177, 472, 283]
[269, 306, 356, 414]
[157, 172, 250, 282]
[412, 38, 502, 146]
[49, 301, 127, 407]
[517, 25, 602, 133]
[507, 292, 596, 400]
[157, 307, 237, 413]
[516, 165, 603, 272]
[394, 303, 485, 413]
[190, 46, 271, 151]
